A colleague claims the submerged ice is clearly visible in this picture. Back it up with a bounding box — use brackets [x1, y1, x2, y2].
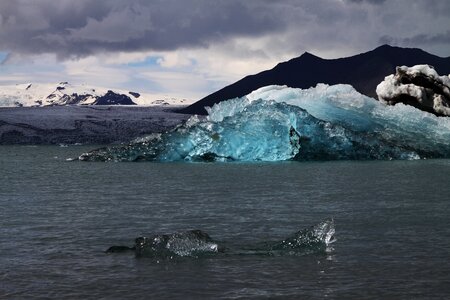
[106, 219, 336, 259]
[134, 230, 220, 258]
[80, 84, 450, 162]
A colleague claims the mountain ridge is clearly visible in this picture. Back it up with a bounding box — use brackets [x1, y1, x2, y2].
[0, 82, 192, 107]
[179, 45, 450, 115]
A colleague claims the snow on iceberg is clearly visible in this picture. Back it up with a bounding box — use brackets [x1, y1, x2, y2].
[79, 84, 450, 162]
[376, 65, 450, 116]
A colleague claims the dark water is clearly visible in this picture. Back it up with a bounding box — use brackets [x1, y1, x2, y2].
[1, 145, 449, 299]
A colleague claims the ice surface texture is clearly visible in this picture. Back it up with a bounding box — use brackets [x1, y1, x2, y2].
[80, 84, 450, 162]
[269, 218, 336, 254]
[134, 230, 220, 258]
[108, 219, 336, 259]
[376, 65, 450, 116]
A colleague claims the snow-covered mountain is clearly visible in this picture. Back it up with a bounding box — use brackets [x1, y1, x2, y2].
[0, 82, 192, 107]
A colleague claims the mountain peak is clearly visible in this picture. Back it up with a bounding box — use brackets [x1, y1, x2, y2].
[375, 44, 394, 50]
[299, 51, 321, 59]
[280, 51, 322, 66]
[371, 44, 433, 56]
[179, 45, 450, 115]
[301, 51, 314, 57]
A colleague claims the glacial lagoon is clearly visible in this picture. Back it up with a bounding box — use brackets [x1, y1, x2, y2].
[1, 145, 449, 299]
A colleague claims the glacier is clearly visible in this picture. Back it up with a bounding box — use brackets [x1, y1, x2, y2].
[79, 84, 450, 162]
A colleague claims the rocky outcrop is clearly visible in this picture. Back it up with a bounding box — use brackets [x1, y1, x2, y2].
[47, 92, 95, 105]
[93, 90, 136, 105]
[0, 82, 143, 107]
[129, 91, 141, 98]
[376, 65, 450, 116]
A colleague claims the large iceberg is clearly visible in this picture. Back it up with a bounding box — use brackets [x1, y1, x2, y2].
[80, 84, 450, 162]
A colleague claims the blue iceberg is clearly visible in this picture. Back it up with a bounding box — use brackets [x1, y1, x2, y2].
[79, 84, 450, 162]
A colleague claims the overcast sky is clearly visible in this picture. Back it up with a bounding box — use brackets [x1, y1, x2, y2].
[0, 0, 449, 99]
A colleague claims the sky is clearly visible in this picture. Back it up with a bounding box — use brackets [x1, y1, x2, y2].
[0, 0, 449, 100]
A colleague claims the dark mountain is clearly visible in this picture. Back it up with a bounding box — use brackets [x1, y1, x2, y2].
[93, 90, 136, 105]
[179, 45, 450, 115]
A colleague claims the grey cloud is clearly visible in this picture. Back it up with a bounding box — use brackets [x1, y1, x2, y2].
[380, 31, 450, 50]
[379, 35, 395, 45]
[346, 0, 386, 4]
[406, 31, 450, 45]
[0, 0, 448, 60]
[0, 0, 287, 59]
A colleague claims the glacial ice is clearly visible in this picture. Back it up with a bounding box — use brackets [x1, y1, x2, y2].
[80, 84, 450, 162]
[376, 65, 450, 116]
[109, 219, 335, 259]
[266, 218, 336, 255]
[134, 230, 220, 258]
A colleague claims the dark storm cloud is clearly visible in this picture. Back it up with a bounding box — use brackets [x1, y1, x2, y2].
[0, 0, 448, 59]
[346, 0, 386, 4]
[380, 31, 450, 54]
[0, 0, 286, 58]
[405, 31, 450, 45]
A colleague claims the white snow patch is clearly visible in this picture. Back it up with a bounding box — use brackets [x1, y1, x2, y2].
[376, 65, 450, 116]
[0, 82, 194, 107]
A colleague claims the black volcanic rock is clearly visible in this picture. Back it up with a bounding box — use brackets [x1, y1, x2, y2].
[93, 90, 136, 105]
[180, 45, 450, 115]
[60, 93, 93, 105]
[46, 92, 93, 105]
[129, 91, 141, 98]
